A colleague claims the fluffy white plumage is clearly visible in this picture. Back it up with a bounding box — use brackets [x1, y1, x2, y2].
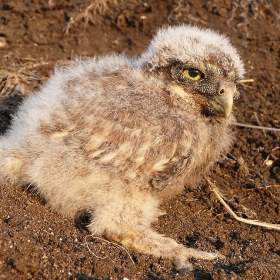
[139, 25, 244, 75]
[0, 25, 244, 271]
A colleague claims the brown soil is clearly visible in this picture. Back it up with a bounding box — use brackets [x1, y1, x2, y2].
[0, 0, 280, 279]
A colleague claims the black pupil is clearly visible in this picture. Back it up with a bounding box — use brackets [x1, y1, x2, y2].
[189, 69, 198, 77]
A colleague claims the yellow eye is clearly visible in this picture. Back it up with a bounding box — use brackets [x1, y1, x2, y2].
[185, 69, 203, 81]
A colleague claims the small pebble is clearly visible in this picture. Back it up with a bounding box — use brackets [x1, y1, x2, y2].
[265, 160, 273, 166]
[0, 37, 6, 48]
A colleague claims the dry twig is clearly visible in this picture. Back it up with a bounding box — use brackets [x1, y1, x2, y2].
[233, 122, 280, 132]
[207, 179, 280, 231]
[253, 111, 266, 135]
[237, 79, 254, 83]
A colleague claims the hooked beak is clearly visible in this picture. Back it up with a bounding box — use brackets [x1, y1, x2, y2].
[209, 81, 236, 118]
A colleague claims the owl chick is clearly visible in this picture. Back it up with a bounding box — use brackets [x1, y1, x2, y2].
[0, 25, 244, 271]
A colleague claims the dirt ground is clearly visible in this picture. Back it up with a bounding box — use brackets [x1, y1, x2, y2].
[0, 0, 280, 279]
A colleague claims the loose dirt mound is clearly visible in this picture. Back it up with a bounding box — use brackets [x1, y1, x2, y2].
[0, 0, 279, 279]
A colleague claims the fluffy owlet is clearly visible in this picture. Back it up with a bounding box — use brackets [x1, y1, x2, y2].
[0, 25, 244, 270]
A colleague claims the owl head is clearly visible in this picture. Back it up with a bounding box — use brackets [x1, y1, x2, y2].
[137, 25, 245, 118]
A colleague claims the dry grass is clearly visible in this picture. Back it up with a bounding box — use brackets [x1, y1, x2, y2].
[62, 0, 279, 36]
[64, 0, 120, 35]
[0, 56, 51, 99]
[227, 0, 279, 37]
[168, 0, 207, 24]
[85, 234, 135, 265]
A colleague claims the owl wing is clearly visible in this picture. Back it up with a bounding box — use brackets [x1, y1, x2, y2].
[46, 71, 196, 190]
[73, 99, 196, 191]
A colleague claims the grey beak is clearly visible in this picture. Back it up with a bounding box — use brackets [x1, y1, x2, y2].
[210, 81, 236, 118]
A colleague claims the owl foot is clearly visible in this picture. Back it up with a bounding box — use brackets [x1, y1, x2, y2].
[174, 249, 225, 271]
[103, 226, 224, 272]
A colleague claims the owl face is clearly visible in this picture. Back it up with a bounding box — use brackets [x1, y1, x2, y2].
[163, 59, 238, 118]
[138, 25, 244, 118]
